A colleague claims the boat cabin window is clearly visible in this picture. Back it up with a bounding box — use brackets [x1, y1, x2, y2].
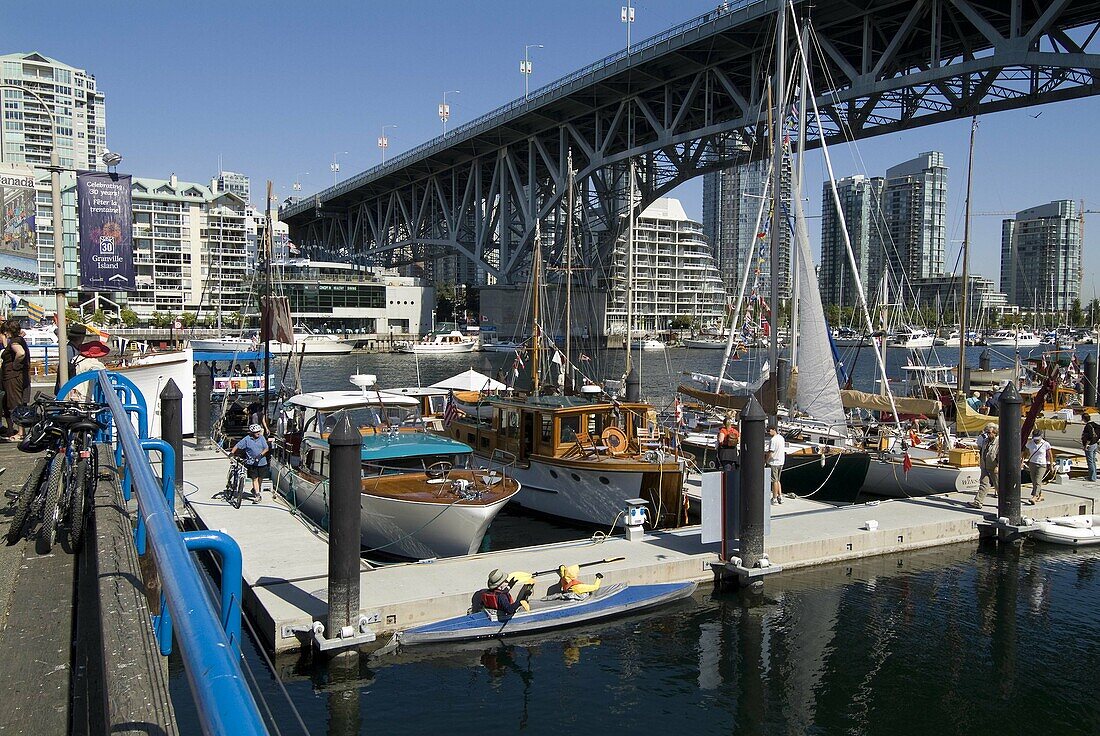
[559, 415, 580, 443]
[587, 412, 607, 437]
[541, 415, 553, 443]
[503, 410, 520, 439]
[305, 449, 327, 476]
[364, 453, 469, 474]
[426, 395, 446, 416]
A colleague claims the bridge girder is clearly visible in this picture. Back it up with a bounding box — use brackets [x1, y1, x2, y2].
[286, 0, 1100, 286]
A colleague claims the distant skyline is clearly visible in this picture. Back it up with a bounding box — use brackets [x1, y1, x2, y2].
[5, 0, 1097, 298]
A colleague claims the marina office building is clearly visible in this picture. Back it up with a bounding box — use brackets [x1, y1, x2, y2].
[999, 199, 1082, 312]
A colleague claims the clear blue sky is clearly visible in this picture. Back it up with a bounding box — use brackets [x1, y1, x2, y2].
[6, 0, 1098, 297]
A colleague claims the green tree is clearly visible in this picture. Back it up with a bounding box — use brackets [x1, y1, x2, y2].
[119, 308, 139, 327]
[178, 312, 198, 328]
[669, 315, 693, 329]
[91, 308, 107, 325]
[1069, 298, 1085, 327]
[65, 307, 81, 325]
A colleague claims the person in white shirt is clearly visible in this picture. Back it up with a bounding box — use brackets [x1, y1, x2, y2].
[766, 425, 786, 505]
[1023, 428, 1053, 505]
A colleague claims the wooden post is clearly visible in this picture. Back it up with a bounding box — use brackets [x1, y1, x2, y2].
[738, 396, 766, 568]
[159, 379, 183, 495]
[193, 363, 212, 450]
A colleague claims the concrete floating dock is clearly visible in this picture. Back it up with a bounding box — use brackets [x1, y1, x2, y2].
[177, 445, 1100, 653]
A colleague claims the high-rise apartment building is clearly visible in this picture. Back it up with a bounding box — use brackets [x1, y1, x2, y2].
[216, 171, 251, 205]
[881, 151, 947, 283]
[819, 175, 886, 308]
[702, 158, 791, 299]
[605, 197, 726, 333]
[0, 53, 106, 172]
[999, 200, 1081, 312]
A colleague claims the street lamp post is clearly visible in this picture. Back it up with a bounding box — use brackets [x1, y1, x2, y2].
[0, 83, 71, 386]
[439, 91, 460, 137]
[621, 1, 635, 54]
[379, 124, 397, 164]
[330, 152, 348, 187]
[521, 44, 543, 101]
[292, 171, 309, 192]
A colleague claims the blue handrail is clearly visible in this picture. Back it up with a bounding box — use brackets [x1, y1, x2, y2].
[95, 371, 268, 736]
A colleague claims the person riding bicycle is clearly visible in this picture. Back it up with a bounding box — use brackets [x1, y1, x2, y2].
[232, 423, 270, 502]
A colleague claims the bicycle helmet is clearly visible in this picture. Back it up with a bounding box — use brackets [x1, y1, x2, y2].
[17, 423, 52, 453]
[11, 404, 41, 427]
[247, 423, 263, 434]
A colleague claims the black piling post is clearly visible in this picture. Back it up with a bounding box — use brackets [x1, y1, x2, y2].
[962, 366, 972, 396]
[327, 415, 362, 641]
[1084, 353, 1097, 408]
[979, 349, 991, 372]
[997, 382, 1023, 528]
[160, 379, 183, 495]
[625, 365, 640, 402]
[738, 397, 766, 569]
[194, 363, 213, 450]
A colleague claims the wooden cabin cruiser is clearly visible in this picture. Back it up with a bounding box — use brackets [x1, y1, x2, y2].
[270, 379, 520, 559]
[420, 388, 688, 529]
[395, 329, 478, 354]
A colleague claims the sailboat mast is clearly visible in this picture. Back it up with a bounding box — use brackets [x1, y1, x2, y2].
[262, 180, 273, 413]
[959, 117, 977, 394]
[625, 158, 635, 377]
[791, 21, 809, 370]
[565, 150, 574, 392]
[768, 1, 787, 413]
[532, 220, 541, 396]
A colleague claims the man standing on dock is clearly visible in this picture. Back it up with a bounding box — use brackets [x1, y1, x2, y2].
[1082, 413, 1099, 482]
[767, 424, 785, 505]
[969, 423, 998, 508]
[232, 423, 270, 502]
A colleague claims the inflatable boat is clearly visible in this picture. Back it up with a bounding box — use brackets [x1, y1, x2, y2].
[1030, 515, 1100, 546]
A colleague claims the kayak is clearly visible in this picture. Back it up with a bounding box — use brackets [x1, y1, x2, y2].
[1031, 515, 1100, 546]
[396, 581, 697, 645]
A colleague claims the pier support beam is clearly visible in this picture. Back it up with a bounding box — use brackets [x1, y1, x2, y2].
[160, 379, 183, 495]
[1085, 353, 1097, 408]
[315, 415, 374, 653]
[194, 363, 212, 450]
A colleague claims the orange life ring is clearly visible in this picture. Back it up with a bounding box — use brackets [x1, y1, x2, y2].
[601, 426, 628, 454]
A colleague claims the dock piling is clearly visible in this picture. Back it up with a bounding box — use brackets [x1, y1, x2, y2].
[977, 381, 1037, 543]
[194, 363, 212, 450]
[1085, 353, 1097, 408]
[979, 349, 991, 372]
[160, 379, 183, 494]
[738, 397, 766, 569]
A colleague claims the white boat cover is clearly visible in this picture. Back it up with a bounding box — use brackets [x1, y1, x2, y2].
[430, 368, 508, 392]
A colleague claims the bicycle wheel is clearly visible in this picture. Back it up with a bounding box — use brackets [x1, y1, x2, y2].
[229, 466, 243, 509]
[66, 459, 90, 551]
[6, 456, 48, 545]
[36, 453, 66, 554]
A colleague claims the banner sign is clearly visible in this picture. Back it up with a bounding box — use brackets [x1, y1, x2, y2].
[77, 171, 135, 291]
[0, 163, 40, 292]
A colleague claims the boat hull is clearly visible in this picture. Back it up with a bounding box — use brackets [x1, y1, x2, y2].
[1031, 516, 1100, 546]
[776, 450, 872, 502]
[272, 462, 513, 559]
[397, 581, 697, 644]
[861, 454, 979, 498]
[189, 338, 255, 352]
[267, 340, 353, 355]
[682, 339, 727, 349]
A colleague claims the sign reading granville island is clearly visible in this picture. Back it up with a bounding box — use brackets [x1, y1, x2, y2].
[76, 171, 135, 291]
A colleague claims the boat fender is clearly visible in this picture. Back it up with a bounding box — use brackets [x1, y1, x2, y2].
[863, 520, 879, 531]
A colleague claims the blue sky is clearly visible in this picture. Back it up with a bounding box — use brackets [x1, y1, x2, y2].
[6, 0, 1098, 297]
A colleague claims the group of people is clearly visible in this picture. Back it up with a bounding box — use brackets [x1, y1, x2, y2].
[476, 564, 605, 616]
[714, 416, 786, 505]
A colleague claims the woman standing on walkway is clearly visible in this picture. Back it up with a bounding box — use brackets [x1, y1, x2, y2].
[0, 320, 29, 441]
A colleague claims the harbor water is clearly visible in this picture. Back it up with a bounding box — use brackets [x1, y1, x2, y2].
[170, 543, 1100, 734]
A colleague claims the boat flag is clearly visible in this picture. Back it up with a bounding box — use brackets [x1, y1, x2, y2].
[22, 299, 45, 321]
[674, 397, 684, 426]
[443, 390, 459, 428]
[551, 350, 563, 366]
[3, 292, 16, 310]
[902, 451, 913, 474]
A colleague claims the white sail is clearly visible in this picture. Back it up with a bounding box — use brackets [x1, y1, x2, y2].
[687, 362, 769, 394]
[791, 189, 846, 430]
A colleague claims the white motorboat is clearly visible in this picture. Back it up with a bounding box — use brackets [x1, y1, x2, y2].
[267, 333, 353, 355]
[189, 336, 256, 352]
[984, 329, 1041, 347]
[1030, 515, 1100, 546]
[22, 326, 59, 361]
[630, 338, 666, 350]
[396, 329, 479, 354]
[831, 327, 872, 347]
[270, 379, 520, 559]
[480, 339, 525, 353]
[888, 327, 934, 349]
[682, 337, 728, 349]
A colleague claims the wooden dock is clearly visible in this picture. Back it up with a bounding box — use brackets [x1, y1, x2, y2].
[177, 444, 1100, 653]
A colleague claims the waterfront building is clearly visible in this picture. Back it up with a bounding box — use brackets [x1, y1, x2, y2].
[999, 199, 1081, 312]
[216, 171, 251, 205]
[819, 175, 886, 308]
[881, 151, 948, 283]
[908, 274, 1009, 320]
[605, 197, 726, 334]
[702, 158, 791, 299]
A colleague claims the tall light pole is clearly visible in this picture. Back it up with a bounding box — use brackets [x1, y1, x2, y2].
[292, 171, 309, 193]
[0, 83, 71, 386]
[378, 124, 397, 164]
[621, 1, 635, 54]
[521, 44, 543, 101]
[439, 90, 460, 137]
[330, 151, 348, 187]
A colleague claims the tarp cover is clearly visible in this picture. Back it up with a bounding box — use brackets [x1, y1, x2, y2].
[678, 383, 749, 411]
[430, 368, 507, 392]
[841, 389, 941, 417]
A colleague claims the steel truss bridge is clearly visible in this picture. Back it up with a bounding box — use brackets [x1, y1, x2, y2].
[282, 0, 1100, 287]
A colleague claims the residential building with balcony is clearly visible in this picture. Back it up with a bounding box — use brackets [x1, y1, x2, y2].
[999, 199, 1081, 312]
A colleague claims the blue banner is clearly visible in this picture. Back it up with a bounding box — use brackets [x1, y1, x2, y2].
[77, 171, 135, 291]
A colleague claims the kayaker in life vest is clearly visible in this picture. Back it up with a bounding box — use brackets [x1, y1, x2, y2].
[557, 564, 603, 598]
[478, 569, 531, 615]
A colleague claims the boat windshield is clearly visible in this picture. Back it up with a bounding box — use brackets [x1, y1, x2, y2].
[321, 405, 422, 432]
[363, 452, 471, 475]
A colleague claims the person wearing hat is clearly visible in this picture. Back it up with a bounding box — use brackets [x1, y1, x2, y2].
[969, 423, 998, 509]
[1082, 413, 1099, 482]
[477, 569, 531, 616]
[231, 423, 270, 503]
[716, 416, 740, 471]
[557, 564, 603, 599]
[1023, 428, 1054, 505]
[0, 319, 29, 441]
[54, 322, 88, 394]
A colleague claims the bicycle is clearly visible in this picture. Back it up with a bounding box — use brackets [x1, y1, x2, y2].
[220, 456, 247, 509]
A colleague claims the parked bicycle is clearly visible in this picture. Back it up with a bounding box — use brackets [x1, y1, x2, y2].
[219, 456, 247, 509]
[5, 396, 106, 553]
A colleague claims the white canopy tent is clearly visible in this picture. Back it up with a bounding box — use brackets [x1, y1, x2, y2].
[429, 368, 507, 392]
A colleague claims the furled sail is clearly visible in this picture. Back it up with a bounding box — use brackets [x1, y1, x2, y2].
[790, 191, 846, 429]
[685, 362, 769, 394]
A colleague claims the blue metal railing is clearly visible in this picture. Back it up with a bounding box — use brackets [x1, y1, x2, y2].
[88, 371, 268, 736]
[281, 0, 765, 219]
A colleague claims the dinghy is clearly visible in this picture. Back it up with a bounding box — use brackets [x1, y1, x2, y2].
[396, 581, 697, 645]
[1030, 515, 1100, 546]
